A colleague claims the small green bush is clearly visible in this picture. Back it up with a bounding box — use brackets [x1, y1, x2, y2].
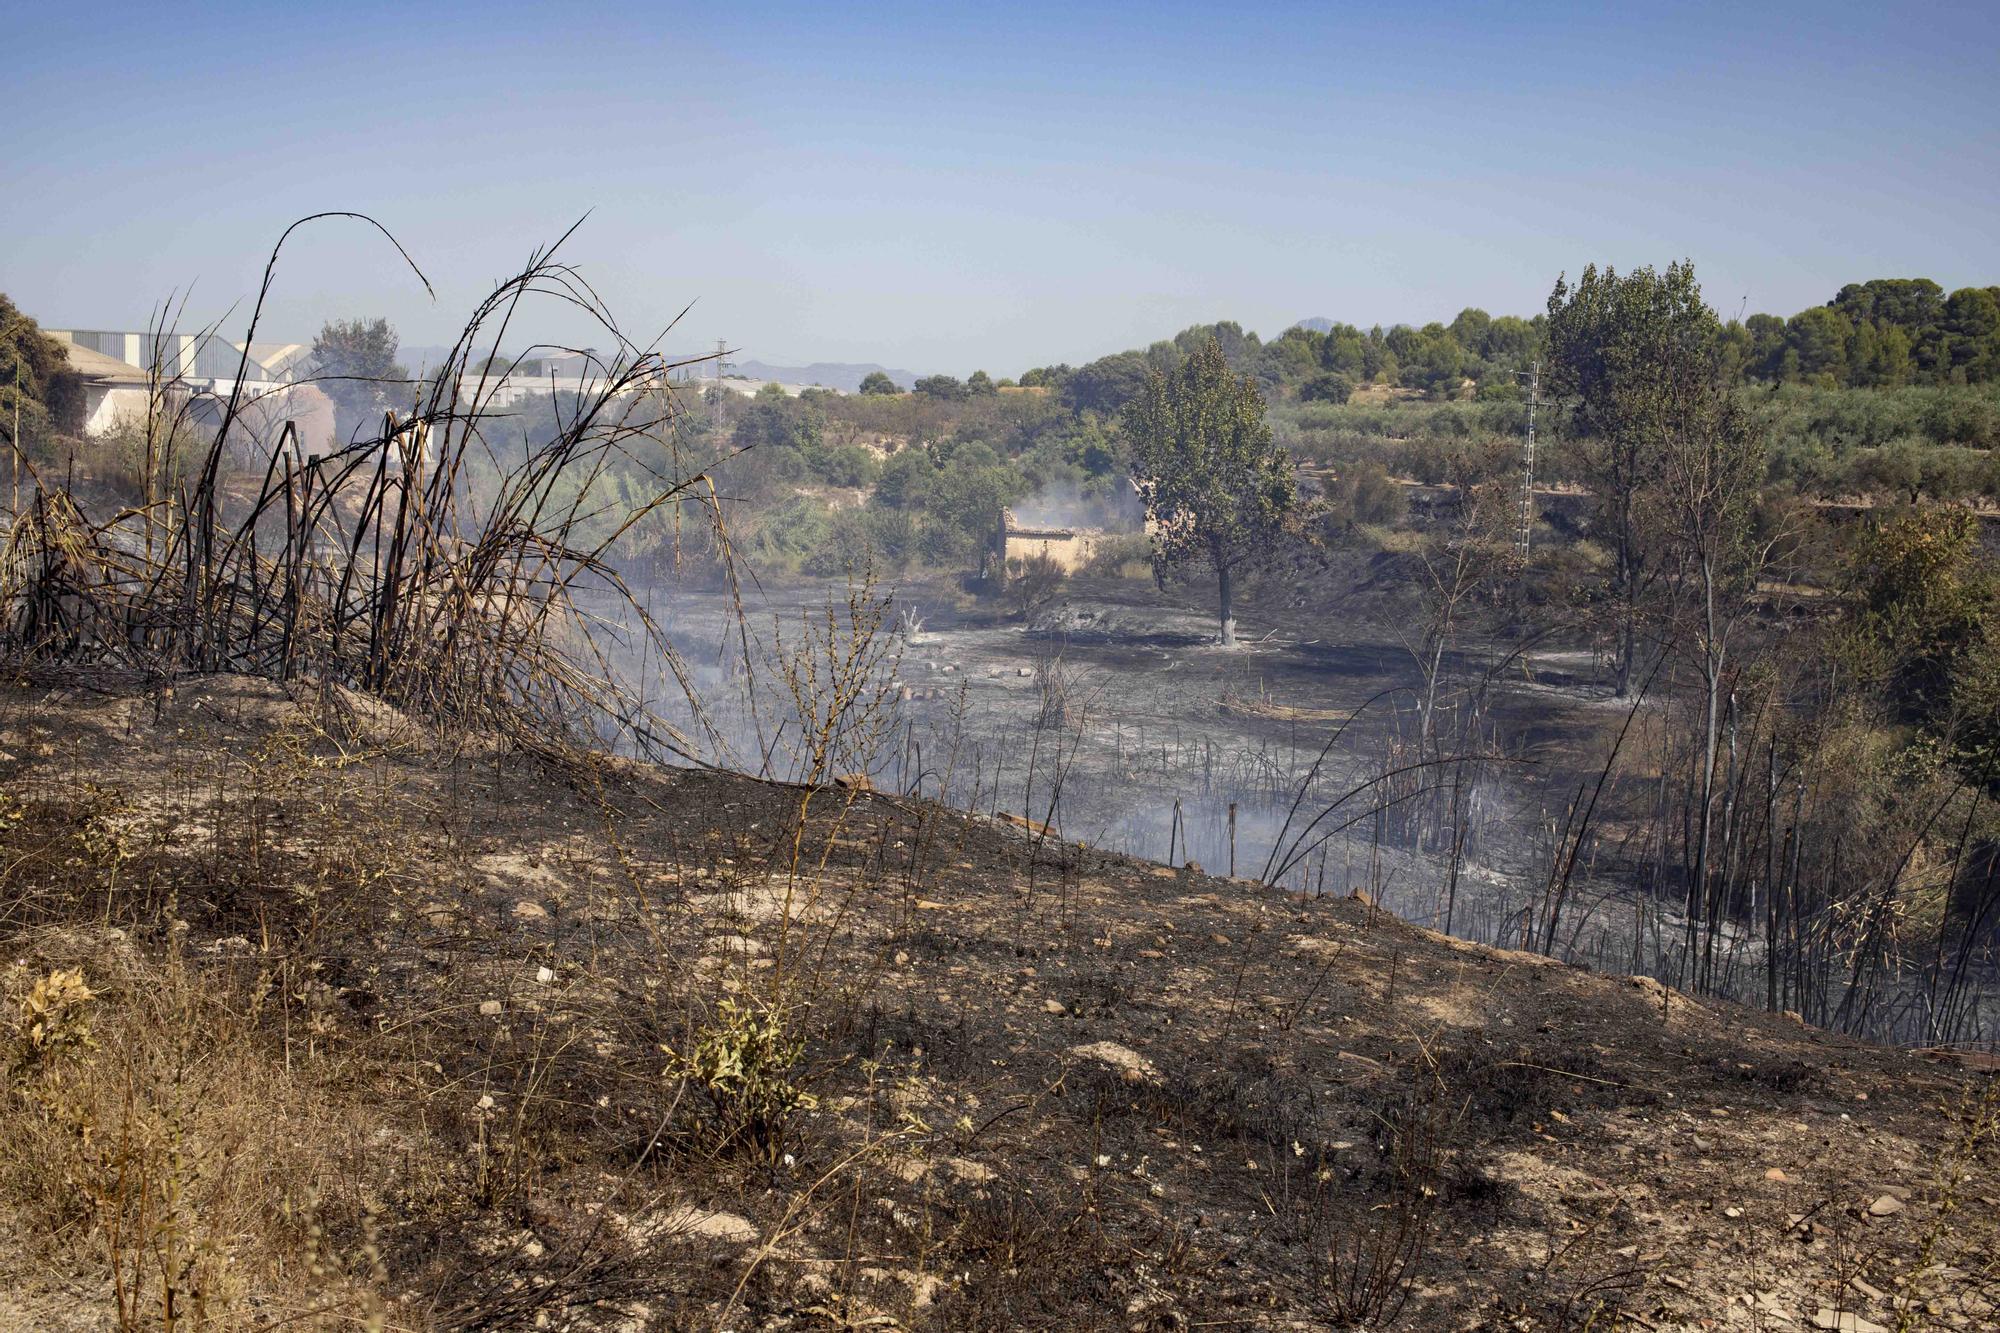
[666, 998, 817, 1161]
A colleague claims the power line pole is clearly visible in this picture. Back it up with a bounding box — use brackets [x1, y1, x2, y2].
[713, 338, 730, 385]
[1518, 359, 1539, 560]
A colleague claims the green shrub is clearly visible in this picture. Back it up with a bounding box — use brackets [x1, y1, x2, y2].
[743, 493, 833, 566]
[1324, 461, 1408, 528]
[1299, 372, 1355, 405]
[1083, 532, 1151, 577]
[665, 998, 817, 1161]
[807, 443, 880, 488]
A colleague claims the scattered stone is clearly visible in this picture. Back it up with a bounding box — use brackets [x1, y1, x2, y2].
[613, 1303, 655, 1333]
[656, 1206, 758, 1246]
[1043, 999, 1067, 1015]
[1766, 1167, 1789, 1182]
[1813, 1310, 1887, 1333]
[946, 1157, 994, 1184]
[1069, 1040, 1161, 1086]
[478, 999, 504, 1017]
[1866, 1193, 1904, 1217]
[512, 899, 549, 922]
[908, 1271, 947, 1308]
[834, 772, 874, 792]
[534, 965, 556, 984]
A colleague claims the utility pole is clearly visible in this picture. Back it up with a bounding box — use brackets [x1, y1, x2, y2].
[1518, 359, 1539, 560]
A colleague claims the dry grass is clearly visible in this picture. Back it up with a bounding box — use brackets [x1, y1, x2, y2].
[0, 215, 723, 767]
[1, 930, 391, 1330]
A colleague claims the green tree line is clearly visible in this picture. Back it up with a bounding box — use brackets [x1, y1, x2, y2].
[1015, 276, 2000, 417]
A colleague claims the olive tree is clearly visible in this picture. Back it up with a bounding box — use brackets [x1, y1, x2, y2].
[1124, 337, 1308, 646]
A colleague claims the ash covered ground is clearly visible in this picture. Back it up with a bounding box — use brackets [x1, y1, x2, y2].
[615, 567, 1999, 1049]
[635, 573, 1654, 958]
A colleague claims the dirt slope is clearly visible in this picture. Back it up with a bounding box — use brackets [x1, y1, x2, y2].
[0, 677, 1994, 1331]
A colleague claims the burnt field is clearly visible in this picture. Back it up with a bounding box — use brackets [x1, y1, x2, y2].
[632, 568, 1760, 984]
[3, 676, 1996, 1331]
[623, 567, 1933, 1038]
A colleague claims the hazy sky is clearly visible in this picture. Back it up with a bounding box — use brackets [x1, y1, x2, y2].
[4, 1, 1996, 376]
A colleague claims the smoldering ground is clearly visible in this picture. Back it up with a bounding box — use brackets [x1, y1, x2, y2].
[600, 564, 2000, 1048]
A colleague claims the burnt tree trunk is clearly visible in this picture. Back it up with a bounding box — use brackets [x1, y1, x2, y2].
[1216, 562, 1236, 648]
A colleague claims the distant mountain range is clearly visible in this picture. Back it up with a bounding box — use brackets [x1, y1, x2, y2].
[1292, 317, 1335, 333]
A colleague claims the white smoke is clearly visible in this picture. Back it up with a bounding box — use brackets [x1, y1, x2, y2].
[1010, 480, 1143, 532]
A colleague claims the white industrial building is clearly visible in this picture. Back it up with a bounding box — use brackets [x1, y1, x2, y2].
[45, 329, 333, 450]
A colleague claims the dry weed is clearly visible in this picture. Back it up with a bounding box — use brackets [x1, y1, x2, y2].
[1, 931, 391, 1330]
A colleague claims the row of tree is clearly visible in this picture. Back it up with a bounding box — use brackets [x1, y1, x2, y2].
[1007, 276, 2000, 418]
[1755, 279, 2000, 388]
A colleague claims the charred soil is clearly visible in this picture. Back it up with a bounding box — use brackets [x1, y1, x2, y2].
[0, 676, 1995, 1331]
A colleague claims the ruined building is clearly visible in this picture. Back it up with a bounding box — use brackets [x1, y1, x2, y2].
[989, 507, 1106, 580]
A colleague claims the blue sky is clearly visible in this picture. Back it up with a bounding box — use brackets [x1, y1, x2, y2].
[3, 0, 1995, 375]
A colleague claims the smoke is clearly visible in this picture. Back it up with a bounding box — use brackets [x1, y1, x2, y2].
[1010, 479, 1144, 533]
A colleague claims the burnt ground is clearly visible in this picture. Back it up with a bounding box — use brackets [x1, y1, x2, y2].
[656, 565, 1614, 882]
[1, 677, 1996, 1332]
